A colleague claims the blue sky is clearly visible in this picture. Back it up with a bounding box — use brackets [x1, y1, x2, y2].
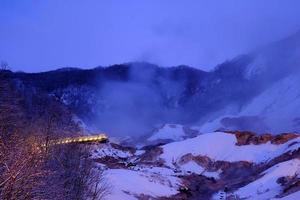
[1, 0, 300, 72]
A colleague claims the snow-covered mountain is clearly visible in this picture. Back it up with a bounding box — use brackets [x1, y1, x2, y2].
[11, 31, 300, 137]
[201, 72, 300, 134]
[200, 31, 300, 134]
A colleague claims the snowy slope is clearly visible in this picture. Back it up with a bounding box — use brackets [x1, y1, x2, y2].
[180, 161, 220, 178]
[147, 124, 199, 143]
[160, 132, 300, 165]
[273, 191, 300, 200]
[199, 32, 300, 134]
[200, 73, 300, 134]
[105, 169, 180, 200]
[92, 143, 133, 159]
[241, 73, 300, 133]
[148, 124, 187, 141]
[234, 159, 300, 200]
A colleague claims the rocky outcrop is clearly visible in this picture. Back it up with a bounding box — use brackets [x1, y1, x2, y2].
[224, 130, 299, 145]
[178, 154, 212, 169]
[182, 126, 199, 139]
[139, 146, 165, 166]
[110, 142, 136, 154]
[272, 133, 299, 144]
[95, 156, 128, 168]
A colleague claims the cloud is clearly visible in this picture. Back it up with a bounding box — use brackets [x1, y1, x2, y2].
[0, 0, 300, 72]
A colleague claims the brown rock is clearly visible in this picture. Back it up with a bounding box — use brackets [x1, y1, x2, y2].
[224, 131, 299, 146]
[271, 133, 299, 144]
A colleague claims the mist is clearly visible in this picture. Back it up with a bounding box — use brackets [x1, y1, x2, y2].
[86, 31, 300, 137]
[200, 31, 300, 134]
[85, 63, 187, 137]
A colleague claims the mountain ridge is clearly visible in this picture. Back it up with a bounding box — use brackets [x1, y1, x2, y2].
[5, 30, 300, 136]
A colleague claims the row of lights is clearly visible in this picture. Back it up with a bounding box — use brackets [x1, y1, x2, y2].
[42, 134, 108, 146]
[58, 134, 107, 144]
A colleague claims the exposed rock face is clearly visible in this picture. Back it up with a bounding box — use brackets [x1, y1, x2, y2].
[182, 126, 200, 139]
[282, 180, 300, 197]
[226, 130, 273, 145]
[272, 133, 300, 144]
[178, 154, 212, 169]
[95, 156, 127, 168]
[139, 146, 165, 166]
[224, 130, 299, 145]
[110, 143, 136, 154]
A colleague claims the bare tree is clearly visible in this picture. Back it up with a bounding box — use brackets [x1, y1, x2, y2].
[0, 72, 25, 137]
[0, 66, 108, 199]
[0, 61, 10, 71]
[43, 143, 109, 200]
[0, 134, 47, 199]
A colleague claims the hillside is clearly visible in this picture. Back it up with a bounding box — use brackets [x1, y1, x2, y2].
[9, 59, 261, 137]
[2, 29, 300, 200]
[6, 32, 299, 138]
[92, 129, 300, 200]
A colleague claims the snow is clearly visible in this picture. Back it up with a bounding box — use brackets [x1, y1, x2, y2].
[144, 166, 174, 174]
[104, 169, 180, 200]
[92, 131, 300, 200]
[203, 171, 221, 179]
[136, 166, 176, 176]
[272, 190, 300, 200]
[181, 161, 220, 178]
[160, 132, 300, 166]
[200, 73, 300, 134]
[199, 116, 224, 133]
[134, 150, 145, 156]
[244, 54, 265, 79]
[234, 159, 300, 200]
[92, 143, 132, 159]
[181, 161, 204, 174]
[240, 74, 300, 133]
[148, 124, 186, 142]
[93, 131, 300, 200]
[212, 191, 227, 200]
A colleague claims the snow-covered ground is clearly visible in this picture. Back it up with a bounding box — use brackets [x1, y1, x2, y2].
[147, 124, 187, 142]
[211, 191, 227, 200]
[92, 143, 133, 159]
[234, 159, 300, 200]
[180, 160, 220, 179]
[93, 130, 300, 200]
[160, 132, 300, 165]
[273, 190, 300, 200]
[241, 74, 300, 133]
[104, 169, 180, 200]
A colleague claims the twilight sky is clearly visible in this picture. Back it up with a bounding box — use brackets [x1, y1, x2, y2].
[0, 0, 300, 72]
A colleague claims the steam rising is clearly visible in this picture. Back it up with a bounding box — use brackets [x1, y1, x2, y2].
[87, 63, 186, 137]
[12, 31, 300, 137]
[86, 32, 300, 136]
